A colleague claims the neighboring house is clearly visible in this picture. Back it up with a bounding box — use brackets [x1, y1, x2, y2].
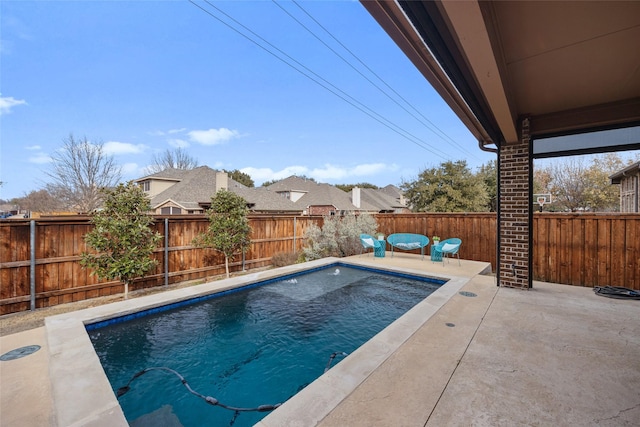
[354, 185, 410, 213]
[610, 161, 640, 213]
[266, 176, 408, 215]
[135, 166, 301, 214]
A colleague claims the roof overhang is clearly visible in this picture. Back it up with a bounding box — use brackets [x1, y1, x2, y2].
[362, 0, 640, 156]
[610, 161, 640, 184]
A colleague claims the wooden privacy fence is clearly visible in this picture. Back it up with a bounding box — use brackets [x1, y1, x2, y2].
[1, 212, 639, 315]
[533, 213, 640, 290]
[0, 215, 322, 315]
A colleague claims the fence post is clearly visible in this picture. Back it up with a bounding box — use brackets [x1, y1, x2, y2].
[30, 220, 36, 311]
[164, 218, 169, 287]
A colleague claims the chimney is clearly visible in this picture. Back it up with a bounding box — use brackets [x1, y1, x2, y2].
[352, 187, 361, 208]
[216, 171, 228, 192]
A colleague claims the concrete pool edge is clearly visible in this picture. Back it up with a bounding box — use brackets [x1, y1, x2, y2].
[256, 270, 472, 426]
[44, 256, 487, 426]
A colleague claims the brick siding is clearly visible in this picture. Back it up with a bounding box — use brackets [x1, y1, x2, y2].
[498, 118, 531, 289]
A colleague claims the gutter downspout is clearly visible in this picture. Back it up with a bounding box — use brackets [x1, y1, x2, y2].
[479, 139, 499, 285]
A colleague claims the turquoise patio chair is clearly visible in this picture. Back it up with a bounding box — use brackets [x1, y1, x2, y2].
[439, 238, 462, 266]
[360, 233, 384, 257]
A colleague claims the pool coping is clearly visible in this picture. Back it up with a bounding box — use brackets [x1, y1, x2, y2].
[44, 256, 486, 426]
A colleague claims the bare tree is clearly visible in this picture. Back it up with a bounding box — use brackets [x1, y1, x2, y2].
[145, 148, 199, 174]
[45, 134, 122, 212]
[538, 153, 626, 212]
[13, 189, 63, 213]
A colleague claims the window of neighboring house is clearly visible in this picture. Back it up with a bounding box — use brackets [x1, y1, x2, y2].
[141, 181, 150, 192]
[160, 207, 182, 215]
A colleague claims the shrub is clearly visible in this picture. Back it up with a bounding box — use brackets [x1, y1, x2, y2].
[271, 251, 299, 267]
[302, 213, 378, 261]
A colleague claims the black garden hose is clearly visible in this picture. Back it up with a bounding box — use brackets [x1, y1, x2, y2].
[593, 286, 640, 300]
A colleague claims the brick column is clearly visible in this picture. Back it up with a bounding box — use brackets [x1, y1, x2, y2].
[498, 118, 532, 289]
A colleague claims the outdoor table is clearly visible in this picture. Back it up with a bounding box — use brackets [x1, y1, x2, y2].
[430, 242, 443, 262]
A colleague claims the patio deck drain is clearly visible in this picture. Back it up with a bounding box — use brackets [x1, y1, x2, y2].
[0, 345, 41, 361]
[459, 291, 477, 297]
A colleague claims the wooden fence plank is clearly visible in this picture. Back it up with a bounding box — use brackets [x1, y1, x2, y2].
[611, 218, 626, 287]
[597, 218, 611, 286]
[583, 218, 597, 287]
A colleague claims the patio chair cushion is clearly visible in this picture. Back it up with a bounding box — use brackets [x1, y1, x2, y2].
[442, 243, 458, 252]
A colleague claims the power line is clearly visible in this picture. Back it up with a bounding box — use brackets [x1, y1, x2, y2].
[286, 0, 479, 160]
[188, 0, 451, 160]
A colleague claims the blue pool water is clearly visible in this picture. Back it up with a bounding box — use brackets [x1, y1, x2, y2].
[89, 264, 444, 426]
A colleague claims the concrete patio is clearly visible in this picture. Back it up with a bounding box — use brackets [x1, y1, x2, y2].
[1, 253, 639, 426]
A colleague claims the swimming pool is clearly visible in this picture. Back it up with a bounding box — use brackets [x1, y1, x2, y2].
[88, 264, 445, 426]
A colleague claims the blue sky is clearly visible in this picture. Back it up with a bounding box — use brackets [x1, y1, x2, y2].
[0, 0, 496, 200]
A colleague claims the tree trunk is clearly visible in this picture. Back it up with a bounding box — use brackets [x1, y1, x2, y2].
[224, 256, 230, 278]
[124, 281, 129, 299]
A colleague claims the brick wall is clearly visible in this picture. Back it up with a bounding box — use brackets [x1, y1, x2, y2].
[498, 118, 532, 289]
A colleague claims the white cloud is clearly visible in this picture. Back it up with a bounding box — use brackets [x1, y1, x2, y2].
[241, 166, 309, 183]
[28, 153, 51, 164]
[309, 164, 349, 181]
[350, 163, 390, 175]
[168, 138, 189, 148]
[309, 163, 391, 182]
[150, 128, 187, 137]
[103, 141, 147, 155]
[188, 128, 240, 145]
[0, 95, 27, 115]
[25, 145, 41, 151]
[242, 163, 395, 185]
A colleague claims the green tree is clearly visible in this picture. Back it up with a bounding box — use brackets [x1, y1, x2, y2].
[335, 182, 379, 192]
[401, 160, 489, 212]
[80, 182, 162, 298]
[476, 160, 497, 212]
[192, 190, 251, 278]
[225, 169, 254, 187]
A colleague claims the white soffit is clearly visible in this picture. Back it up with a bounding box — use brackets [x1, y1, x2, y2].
[439, 0, 518, 143]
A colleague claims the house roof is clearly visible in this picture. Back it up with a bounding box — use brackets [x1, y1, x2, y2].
[231, 185, 301, 213]
[146, 166, 235, 208]
[266, 175, 317, 193]
[357, 187, 406, 211]
[297, 183, 377, 211]
[267, 176, 382, 212]
[136, 168, 190, 182]
[610, 161, 640, 184]
[142, 166, 300, 213]
[379, 184, 402, 198]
